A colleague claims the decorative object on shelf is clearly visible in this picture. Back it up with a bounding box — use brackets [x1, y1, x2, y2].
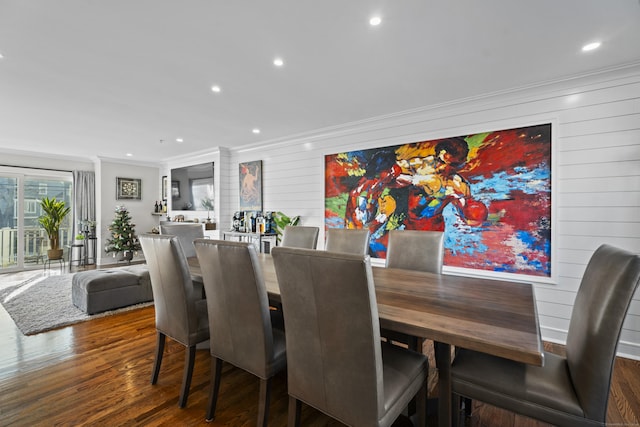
[116, 177, 142, 200]
[264, 211, 274, 233]
[273, 211, 300, 243]
[38, 196, 71, 260]
[239, 160, 262, 211]
[104, 205, 141, 264]
[201, 196, 214, 223]
[74, 233, 85, 245]
[161, 175, 168, 202]
[256, 212, 265, 233]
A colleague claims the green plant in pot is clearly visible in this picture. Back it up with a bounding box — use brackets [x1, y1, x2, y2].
[38, 197, 71, 260]
[272, 211, 300, 243]
[201, 196, 216, 230]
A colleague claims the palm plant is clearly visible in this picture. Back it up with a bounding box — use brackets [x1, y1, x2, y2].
[272, 211, 300, 243]
[38, 197, 70, 259]
[201, 196, 214, 222]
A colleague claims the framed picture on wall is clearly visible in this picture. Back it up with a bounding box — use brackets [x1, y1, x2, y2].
[239, 160, 262, 211]
[325, 123, 552, 278]
[116, 177, 142, 200]
[161, 176, 168, 202]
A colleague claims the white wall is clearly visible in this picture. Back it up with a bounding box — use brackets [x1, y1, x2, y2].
[96, 159, 160, 265]
[226, 64, 640, 359]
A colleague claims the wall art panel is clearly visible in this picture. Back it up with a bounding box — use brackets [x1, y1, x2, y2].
[325, 123, 552, 277]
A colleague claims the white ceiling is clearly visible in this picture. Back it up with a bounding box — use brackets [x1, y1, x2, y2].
[1, 1, 639, 163]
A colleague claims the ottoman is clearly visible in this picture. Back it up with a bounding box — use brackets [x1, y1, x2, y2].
[119, 264, 152, 295]
[72, 268, 153, 314]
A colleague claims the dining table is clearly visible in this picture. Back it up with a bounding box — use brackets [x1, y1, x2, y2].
[189, 253, 543, 427]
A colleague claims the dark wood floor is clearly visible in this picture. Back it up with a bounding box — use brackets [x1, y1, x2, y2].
[1, 268, 639, 426]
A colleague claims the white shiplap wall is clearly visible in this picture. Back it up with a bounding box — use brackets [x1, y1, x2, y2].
[226, 64, 640, 359]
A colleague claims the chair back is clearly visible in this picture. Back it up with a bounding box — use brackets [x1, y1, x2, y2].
[325, 228, 370, 255]
[159, 223, 204, 258]
[281, 225, 319, 249]
[194, 239, 279, 378]
[272, 246, 384, 425]
[385, 230, 444, 273]
[139, 234, 202, 346]
[565, 244, 640, 421]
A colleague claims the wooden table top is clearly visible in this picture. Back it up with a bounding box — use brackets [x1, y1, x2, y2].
[189, 253, 543, 367]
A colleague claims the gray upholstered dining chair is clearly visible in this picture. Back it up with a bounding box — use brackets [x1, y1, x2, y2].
[280, 225, 319, 249]
[159, 223, 206, 297]
[139, 234, 209, 408]
[193, 239, 287, 426]
[383, 229, 445, 350]
[385, 229, 444, 273]
[159, 223, 204, 258]
[325, 228, 370, 255]
[272, 246, 429, 427]
[451, 244, 640, 427]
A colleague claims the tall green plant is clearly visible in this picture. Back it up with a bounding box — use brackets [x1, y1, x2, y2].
[273, 211, 300, 242]
[38, 197, 71, 251]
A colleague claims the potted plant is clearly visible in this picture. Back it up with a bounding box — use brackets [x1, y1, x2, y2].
[74, 233, 85, 245]
[38, 197, 71, 260]
[201, 197, 216, 230]
[273, 211, 300, 243]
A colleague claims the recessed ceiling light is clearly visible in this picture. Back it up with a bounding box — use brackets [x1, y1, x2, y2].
[211, 85, 221, 93]
[0, 53, 4, 59]
[176, 138, 184, 143]
[582, 41, 601, 52]
[126, 153, 133, 157]
[273, 58, 284, 67]
[252, 128, 261, 134]
[369, 16, 382, 26]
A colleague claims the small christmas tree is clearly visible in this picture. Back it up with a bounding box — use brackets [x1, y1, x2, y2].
[104, 205, 141, 262]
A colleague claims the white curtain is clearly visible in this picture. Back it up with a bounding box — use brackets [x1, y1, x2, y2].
[72, 170, 95, 237]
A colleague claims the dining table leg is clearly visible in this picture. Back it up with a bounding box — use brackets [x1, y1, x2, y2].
[435, 341, 452, 427]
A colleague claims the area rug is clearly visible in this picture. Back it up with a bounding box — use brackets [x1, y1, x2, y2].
[0, 273, 153, 336]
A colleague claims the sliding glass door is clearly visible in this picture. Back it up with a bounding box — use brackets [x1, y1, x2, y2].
[0, 168, 72, 272]
[0, 175, 19, 270]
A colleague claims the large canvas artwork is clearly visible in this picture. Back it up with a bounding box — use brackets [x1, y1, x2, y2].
[325, 123, 552, 277]
[239, 160, 263, 211]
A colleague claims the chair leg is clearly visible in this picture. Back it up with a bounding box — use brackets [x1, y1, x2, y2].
[415, 379, 427, 427]
[151, 332, 166, 384]
[452, 393, 461, 427]
[288, 396, 301, 427]
[206, 357, 223, 422]
[463, 398, 472, 419]
[178, 345, 197, 408]
[257, 377, 272, 427]
[452, 394, 471, 427]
